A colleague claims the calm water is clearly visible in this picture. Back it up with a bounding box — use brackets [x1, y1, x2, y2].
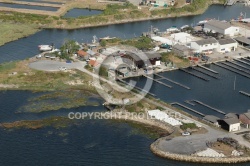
[63, 8, 103, 18]
[0, 2, 59, 11]
[1, 4, 250, 63]
[0, 91, 249, 166]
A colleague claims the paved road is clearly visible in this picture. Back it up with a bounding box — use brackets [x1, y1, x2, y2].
[29, 60, 85, 71]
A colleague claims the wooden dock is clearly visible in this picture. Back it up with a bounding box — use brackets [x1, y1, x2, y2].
[221, 62, 250, 75]
[144, 75, 172, 88]
[227, 60, 250, 71]
[171, 102, 205, 117]
[192, 100, 226, 115]
[154, 73, 191, 90]
[213, 63, 250, 79]
[234, 59, 250, 66]
[179, 68, 210, 81]
[197, 65, 219, 74]
[239, 91, 250, 97]
[191, 67, 220, 79]
[117, 79, 156, 97]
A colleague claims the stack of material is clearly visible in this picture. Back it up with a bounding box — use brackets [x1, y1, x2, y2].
[148, 110, 182, 126]
[195, 148, 225, 158]
[231, 150, 241, 156]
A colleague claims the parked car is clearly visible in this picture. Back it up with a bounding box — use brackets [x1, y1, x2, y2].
[182, 131, 191, 136]
[59, 67, 67, 71]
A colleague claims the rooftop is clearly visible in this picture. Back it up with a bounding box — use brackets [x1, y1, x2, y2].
[223, 118, 240, 125]
[242, 112, 250, 120]
[234, 37, 250, 45]
[173, 44, 190, 51]
[205, 20, 231, 30]
[218, 38, 237, 45]
[195, 38, 218, 46]
[203, 115, 220, 123]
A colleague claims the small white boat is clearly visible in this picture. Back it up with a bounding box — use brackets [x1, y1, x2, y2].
[99, 36, 116, 41]
[166, 27, 179, 33]
[38, 45, 53, 51]
[180, 25, 189, 30]
[197, 20, 208, 26]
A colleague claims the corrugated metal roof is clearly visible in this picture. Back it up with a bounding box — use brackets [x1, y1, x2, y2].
[223, 117, 239, 125]
[203, 115, 219, 123]
[234, 37, 250, 45]
[195, 38, 218, 46]
[218, 38, 237, 45]
[205, 20, 231, 30]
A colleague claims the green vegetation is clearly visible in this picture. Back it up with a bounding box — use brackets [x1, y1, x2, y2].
[0, 61, 17, 72]
[98, 66, 108, 77]
[0, 117, 77, 130]
[121, 37, 154, 50]
[103, 2, 136, 15]
[180, 123, 198, 130]
[0, 22, 39, 46]
[59, 40, 80, 60]
[18, 90, 99, 113]
[100, 40, 107, 47]
[161, 52, 190, 68]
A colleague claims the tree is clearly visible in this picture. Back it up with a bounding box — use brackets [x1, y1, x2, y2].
[100, 40, 107, 47]
[59, 40, 80, 59]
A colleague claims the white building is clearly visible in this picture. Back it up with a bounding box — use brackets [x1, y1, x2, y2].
[190, 38, 218, 54]
[220, 118, 241, 132]
[204, 20, 239, 37]
[217, 38, 238, 53]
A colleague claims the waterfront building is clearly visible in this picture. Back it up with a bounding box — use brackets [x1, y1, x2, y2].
[204, 20, 239, 37]
[203, 115, 220, 127]
[217, 38, 238, 53]
[172, 44, 192, 57]
[234, 37, 250, 46]
[219, 118, 241, 132]
[239, 112, 250, 128]
[190, 38, 218, 54]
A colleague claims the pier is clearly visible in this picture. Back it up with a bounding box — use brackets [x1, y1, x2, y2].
[190, 67, 220, 79]
[234, 59, 250, 66]
[171, 102, 205, 117]
[242, 58, 250, 63]
[226, 60, 250, 71]
[184, 100, 195, 106]
[213, 63, 250, 79]
[191, 100, 226, 115]
[179, 68, 210, 81]
[239, 91, 250, 97]
[144, 75, 172, 88]
[154, 73, 191, 90]
[220, 62, 250, 75]
[117, 79, 156, 97]
[197, 65, 219, 74]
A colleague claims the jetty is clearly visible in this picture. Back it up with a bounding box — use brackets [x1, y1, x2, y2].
[227, 60, 250, 71]
[184, 100, 195, 106]
[213, 63, 250, 79]
[242, 58, 250, 63]
[197, 65, 218, 74]
[144, 75, 172, 88]
[154, 73, 191, 90]
[117, 78, 156, 97]
[234, 59, 250, 66]
[190, 67, 220, 79]
[191, 100, 226, 115]
[220, 62, 250, 75]
[179, 68, 210, 81]
[171, 102, 205, 117]
[239, 91, 250, 97]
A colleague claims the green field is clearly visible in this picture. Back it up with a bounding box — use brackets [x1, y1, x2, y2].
[0, 23, 39, 46]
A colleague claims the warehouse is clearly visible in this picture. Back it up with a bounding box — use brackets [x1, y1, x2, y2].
[217, 38, 238, 53]
[204, 20, 239, 37]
